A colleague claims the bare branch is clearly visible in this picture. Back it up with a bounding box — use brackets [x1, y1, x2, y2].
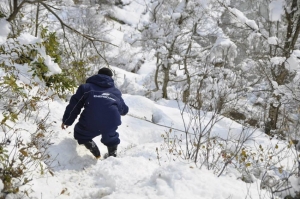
[6, 0, 117, 65]
[39, 2, 116, 66]
[40, 2, 117, 47]
[7, 0, 28, 22]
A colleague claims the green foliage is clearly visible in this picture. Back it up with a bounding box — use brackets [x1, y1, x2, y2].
[69, 59, 91, 84]
[0, 118, 55, 196]
[0, 12, 6, 18]
[284, 192, 300, 199]
[0, 28, 75, 99]
[0, 145, 8, 163]
[0, 134, 24, 194]
[0, 28, 58, 196]
[29, 27, 76, 97]
[45, 70, 76, 95]
[40, 27, 61, 64]
[1, 75, 25, 96]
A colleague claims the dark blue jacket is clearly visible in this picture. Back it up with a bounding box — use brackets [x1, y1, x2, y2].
[62, 74, 129, 141]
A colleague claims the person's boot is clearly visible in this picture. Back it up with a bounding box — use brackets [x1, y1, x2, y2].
[104, 145, 118, 159]
[83, 140, 101, 159]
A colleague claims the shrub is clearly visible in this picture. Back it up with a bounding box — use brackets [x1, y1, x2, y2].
[0, 27, 65, 197]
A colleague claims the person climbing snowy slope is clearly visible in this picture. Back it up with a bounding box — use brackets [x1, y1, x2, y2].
[61, 67, 129, 159]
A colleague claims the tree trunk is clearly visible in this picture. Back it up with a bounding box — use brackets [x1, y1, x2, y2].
[7, 0, 26, 22]
[154, 53, 160, 91]
[182, 42, 192, 103]
[161, 63, 170, 99]
[266, 103, 280, 135]
[161, 38, 177, 99]
[35, 3, 40, 37]
[266, 0, 300, 134]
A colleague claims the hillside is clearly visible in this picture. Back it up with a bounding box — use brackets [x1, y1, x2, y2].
[0, 0, 300, 198]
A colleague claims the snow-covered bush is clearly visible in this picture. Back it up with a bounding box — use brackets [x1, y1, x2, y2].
[158, 101, 300, 198]
[0, 20, 72, 196]
[218, 0, 300, 140]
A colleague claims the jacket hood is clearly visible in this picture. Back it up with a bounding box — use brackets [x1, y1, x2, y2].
[86, 74, 114, 88]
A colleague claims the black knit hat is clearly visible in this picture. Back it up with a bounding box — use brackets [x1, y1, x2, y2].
[98, 68, 113, 77]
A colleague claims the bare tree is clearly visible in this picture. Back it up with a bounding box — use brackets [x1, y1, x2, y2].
[218, 0, 300, 136]
[4, 0, 116, 65]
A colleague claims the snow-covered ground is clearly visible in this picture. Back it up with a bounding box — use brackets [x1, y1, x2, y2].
[0, 64, 298, 199]
[13, 93, 273, 199]
[1, 64, 296, 198]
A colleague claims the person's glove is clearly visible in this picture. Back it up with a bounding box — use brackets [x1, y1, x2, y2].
[61, 123, 69, 130]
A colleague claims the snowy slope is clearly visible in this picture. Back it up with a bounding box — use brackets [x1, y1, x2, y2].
[23, 94, 271, 199]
